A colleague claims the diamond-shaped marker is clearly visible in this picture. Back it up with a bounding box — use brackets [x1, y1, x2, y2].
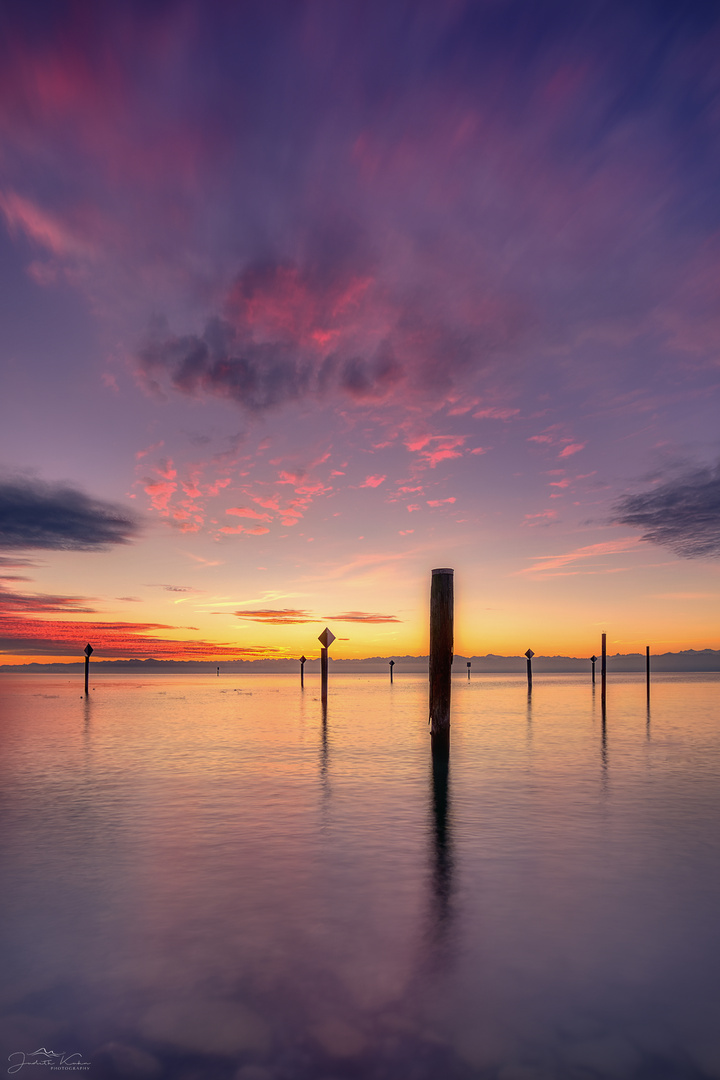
[525, 648, 534, 659]
[318, 627, 336, 648]
[299, 655, 307, 664]
[590, 655, 597, 662]
[84, 643, 94, 657]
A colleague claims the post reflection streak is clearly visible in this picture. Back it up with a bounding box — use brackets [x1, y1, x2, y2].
[427, 746, 454, 958]
[318, 697, 331, 819]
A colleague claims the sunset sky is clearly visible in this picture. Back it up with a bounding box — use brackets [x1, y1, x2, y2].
[1, 0, 719, 665]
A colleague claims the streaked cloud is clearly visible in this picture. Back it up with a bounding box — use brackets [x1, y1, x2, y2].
[519, 537, 640, 578]
[0, 477, 138, 551]
[613, 461, 720, 558]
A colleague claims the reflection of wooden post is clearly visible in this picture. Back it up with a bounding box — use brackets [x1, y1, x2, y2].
[389, 659, 395, 683]
[429, 568, 453, 749]
[601, 633, 607, 709]
[84, 643, 93, 695]
[646, 645, 650, 701]
[300, 654, 307, 689]
[590, 654, 597, 685]
[467, 661, 471, 680]
[525, 649, 534, 693]
[318, 629, 335, 705]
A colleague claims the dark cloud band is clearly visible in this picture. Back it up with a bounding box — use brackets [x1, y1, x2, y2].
[0, 478, 139, 551]
[613, 461, 720, 558]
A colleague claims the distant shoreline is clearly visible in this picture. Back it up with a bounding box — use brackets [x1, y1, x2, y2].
[2, 649, 718, 674]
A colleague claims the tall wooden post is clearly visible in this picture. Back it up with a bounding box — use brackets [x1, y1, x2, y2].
[646, 645, 650, 701]
[318, 629, 335, 705]
[300, 654, 307, 689]
[389, 659, 395, 683]
[601, 633, 607, 710]
[467, 661, 471, 680]
[590, 654, 597, 685]
[84, 643, 93, 695]
[429, 568, 453, 750]
[525, 649, 534, 693]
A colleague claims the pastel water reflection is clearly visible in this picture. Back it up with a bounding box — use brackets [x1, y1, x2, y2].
[1, 672, 719, 1079]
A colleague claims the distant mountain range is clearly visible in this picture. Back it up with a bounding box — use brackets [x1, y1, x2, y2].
[2, 649, 719, 673]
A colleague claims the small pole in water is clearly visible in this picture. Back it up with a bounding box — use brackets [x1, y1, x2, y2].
[216, 666, 220, 677]
[389, 659, 395, 683]
[525, 649, 534, 693]
[84, 643, 93, 695]
[590, 654, 597, 685]
[467, 661, 471, 680]
[429, 568, 454, 752]
[318, 628, 335, 704]
[646, 645, 650, 701]
[601, 633, 607, 710]
[300, 654, 307, 689]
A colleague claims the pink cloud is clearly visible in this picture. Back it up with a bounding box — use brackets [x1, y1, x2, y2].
[360, 474, 386, 488]
[473, 407, 520, 420]
[0, 190, 95, 258]
[226, 506, 272, 522]
[559, 443, 586, 458]
[427, 497, 457, 507]
[518, 537, 640, 577]
[523, 509, 558, 526]
[219, 524, 270, 536]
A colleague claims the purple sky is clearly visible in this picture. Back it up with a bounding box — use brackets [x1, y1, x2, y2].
[1, 0, 719, 661]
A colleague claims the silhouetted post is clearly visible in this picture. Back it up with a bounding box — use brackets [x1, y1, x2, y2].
[216, 666, 220, 676]
[84, 643, 93, 695]
[300, 654, 307, 689]
[590, 654, 597, 685]
[525, 648, 534, 693]
[389, 659, 395, 683]
[646, 645, 650, 701]
[429, 568, 454, 751]
[318, 628, 335, 704]
[467, 661, 471, 680]
[601, 633, 607, 710]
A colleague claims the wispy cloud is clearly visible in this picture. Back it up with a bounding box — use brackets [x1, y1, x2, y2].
[234, 609, 319, 624]
[518, 537, 640, 577]
[613, 460, 720, 557]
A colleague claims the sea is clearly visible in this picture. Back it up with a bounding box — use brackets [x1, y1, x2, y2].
[1, 671, 719, 1080]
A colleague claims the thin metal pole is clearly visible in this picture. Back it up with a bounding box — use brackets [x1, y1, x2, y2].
[321, 647, 328, 704]
[646, 645, 650, 701]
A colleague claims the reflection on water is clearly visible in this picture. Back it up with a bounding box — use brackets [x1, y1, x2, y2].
[428, 747, 453, 954]
[1, 671, 720, 1079]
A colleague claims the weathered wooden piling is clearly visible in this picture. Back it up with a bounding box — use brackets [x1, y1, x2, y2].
[318, 628, 335, 704]
[389, 659, 395, 683]
[84, 643, 93, 695]
[590, 654, 597, 685]
[467, 661, 471, 680]
[601, 633, 607, 709]
[300, 654, 307, 689]
[525, 648, 534, 693]
[429, 568, 454, 750]
[646, 645, 650, 701]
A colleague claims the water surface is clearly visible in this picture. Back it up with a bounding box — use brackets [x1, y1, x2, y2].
[1, 672, 719, 1079]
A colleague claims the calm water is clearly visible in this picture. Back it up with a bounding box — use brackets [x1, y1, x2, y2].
[1, 672, 720, 1080]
